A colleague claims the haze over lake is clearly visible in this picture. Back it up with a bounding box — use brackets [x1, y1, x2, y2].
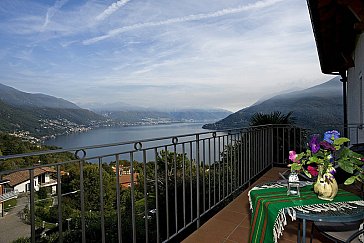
[45, 123, 213, 162]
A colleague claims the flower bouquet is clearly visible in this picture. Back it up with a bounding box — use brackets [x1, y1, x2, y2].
[288, 130, 364, 200]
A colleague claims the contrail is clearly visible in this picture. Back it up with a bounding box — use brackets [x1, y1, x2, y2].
[96, 0, 131, 21]
[84, 0, 284, 45]
[41, 0, 69, 31]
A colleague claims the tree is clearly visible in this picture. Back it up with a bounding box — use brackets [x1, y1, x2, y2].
[249, 111, 295, 126]
[248, 111, 306, 165]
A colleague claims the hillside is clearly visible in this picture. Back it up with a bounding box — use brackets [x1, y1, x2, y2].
[0, 83, 108, 139]
[0, 100, 108, 138]
[0, 83, 79, 109]
[203, 76, 343, 131]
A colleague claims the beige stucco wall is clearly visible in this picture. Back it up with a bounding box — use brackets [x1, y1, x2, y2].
[347, 32, 364, 144]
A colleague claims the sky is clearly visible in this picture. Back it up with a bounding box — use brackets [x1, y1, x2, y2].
[0, 0, 332, 112]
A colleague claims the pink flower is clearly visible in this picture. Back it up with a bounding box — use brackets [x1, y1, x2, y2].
[289, 151, 299, 163]
[307, 166, 318, 177]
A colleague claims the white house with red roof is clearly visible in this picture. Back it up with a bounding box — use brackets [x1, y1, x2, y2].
[3, 167, 57, 194]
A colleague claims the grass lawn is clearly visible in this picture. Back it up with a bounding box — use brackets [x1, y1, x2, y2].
[4, 198, 17, 212]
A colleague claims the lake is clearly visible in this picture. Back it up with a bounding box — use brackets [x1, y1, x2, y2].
[45, 123, 217, 163]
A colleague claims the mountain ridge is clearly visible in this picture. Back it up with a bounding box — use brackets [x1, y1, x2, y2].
[203, 76, 343, 131]
[0, 83, 232, 139]
[0, 83, 81, 109]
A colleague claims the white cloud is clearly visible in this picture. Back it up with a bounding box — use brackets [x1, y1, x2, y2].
[83, 0, 284, 44]
[41, 0, 69, 31]
[0, 0, 330, 111]
[96, 0, 131, 22]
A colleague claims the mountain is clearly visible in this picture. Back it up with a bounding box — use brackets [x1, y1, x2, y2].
[0, 83, 80, 109]
[203, 76, 343, 131]
[0, 83, 231, 138]
[94, 108, 232, 123]
[0, 83, 107, 138]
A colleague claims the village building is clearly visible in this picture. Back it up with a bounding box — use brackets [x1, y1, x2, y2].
[112, 165, 139, 188]
[3, 167, 57, 194]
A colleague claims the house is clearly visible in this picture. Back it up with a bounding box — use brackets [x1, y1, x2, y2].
[307, 0, 364, 144]
[3, 167, 57, 194]
[112, 165, 139, 188]
[0, 179, 18, 217]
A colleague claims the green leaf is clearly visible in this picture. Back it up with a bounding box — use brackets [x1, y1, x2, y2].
[296, 152, 305, 160]
[338, 160, 354, 174]
[303, 170, 312, 178]
[291, 163, 302, 171]
[344, 176, 356, 185]
[309, 156, 318, 163]
[334, 137, 350, 146]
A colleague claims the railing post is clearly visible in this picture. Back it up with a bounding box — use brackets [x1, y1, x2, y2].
[130, 152, 136, 243]
[271, 126, 274, 167]
[164, 146, 170, 239]
[154, 148, 160, 243]
[98, 158, 106, 243]
[57, 165, 63, 242]
[173, 144, 178, 233]
[196, 134, 200, 228]
[143, 150, 149, 243]
[248, 131, 251, 187]
[30, 169, 35, 243]
[79, 160, 86, 243]
[115, 154, 123, 243]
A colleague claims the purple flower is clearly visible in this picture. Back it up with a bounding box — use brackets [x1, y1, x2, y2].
[329, 167, 336, 175]
[323, 130, 340, 144]
[320, 141, 336, 151]
[309, 135, 320, 153]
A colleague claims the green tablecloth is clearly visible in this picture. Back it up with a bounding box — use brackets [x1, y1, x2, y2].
[248, 184, 361, 243]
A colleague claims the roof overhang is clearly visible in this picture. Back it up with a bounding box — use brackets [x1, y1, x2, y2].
[0, 180, 10, 185]
[307, 0, 364, 75]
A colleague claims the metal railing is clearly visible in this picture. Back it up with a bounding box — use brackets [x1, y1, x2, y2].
[0, 124, 306, 243]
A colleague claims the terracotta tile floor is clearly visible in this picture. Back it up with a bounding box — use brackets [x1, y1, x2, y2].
[182, 167, 330, 243]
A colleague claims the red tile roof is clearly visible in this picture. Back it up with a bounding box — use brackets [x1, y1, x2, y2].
[119, 173, 139, 188]
[3, 167, 56, 187]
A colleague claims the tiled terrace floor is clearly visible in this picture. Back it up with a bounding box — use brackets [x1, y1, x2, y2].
[183, 167, 330, 243]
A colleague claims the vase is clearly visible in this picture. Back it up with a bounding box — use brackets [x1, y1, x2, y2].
[313, 165, 338, 201]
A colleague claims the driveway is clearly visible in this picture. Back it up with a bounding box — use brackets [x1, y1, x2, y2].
[0, 196, 30, 243]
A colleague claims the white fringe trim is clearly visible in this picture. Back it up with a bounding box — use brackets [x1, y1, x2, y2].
[293, 201, 363, 213]
[273, 207, 297, 243]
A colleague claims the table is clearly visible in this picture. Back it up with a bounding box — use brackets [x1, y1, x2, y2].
[248, 182, 364, 243]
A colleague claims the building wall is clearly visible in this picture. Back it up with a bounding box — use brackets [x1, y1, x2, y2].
[347, 32, 364, 144]
[14, 177, 40, 193]
[12, 173, 54, 193]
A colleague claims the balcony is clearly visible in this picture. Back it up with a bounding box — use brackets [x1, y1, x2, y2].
[0, 124, 362, 242]
[182, 167, 329, 243]
[38, 179, 58, 188]
[0, 188, 18, 203]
